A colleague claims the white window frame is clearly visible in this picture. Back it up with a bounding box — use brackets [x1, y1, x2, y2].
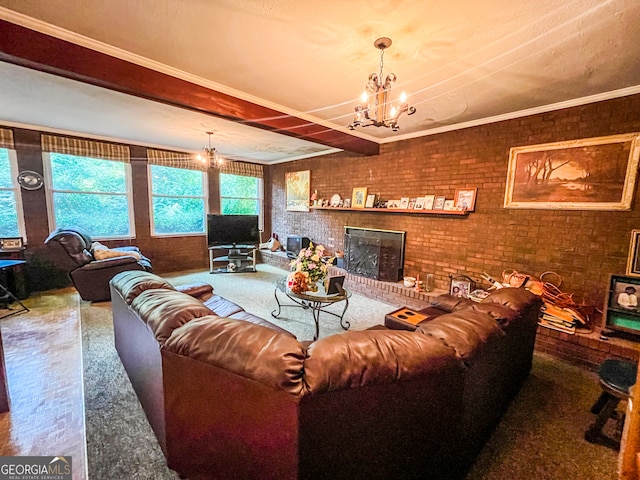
[219, 173, 264, 231]
[148, 164, 208, 237]
[0, 149, 26, 241]
[43, 152, 135, 240]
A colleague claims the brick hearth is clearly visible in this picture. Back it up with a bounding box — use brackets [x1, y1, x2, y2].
[259, 250, 640, 371]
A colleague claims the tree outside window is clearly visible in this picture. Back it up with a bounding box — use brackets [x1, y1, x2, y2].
[48, 153, 132, 237]
[220, 173, 261, 216]
[0, 149, 22, 238]
[150, 165, 206, 235]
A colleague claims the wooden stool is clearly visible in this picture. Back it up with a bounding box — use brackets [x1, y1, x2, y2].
[585, 358, 637, 448]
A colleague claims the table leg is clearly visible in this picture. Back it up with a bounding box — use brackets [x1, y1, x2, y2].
[271, 288, 283, 318]
[0, 283, 29, 319]
[339, 297, 350, 331]
[311, 302, 321, 341]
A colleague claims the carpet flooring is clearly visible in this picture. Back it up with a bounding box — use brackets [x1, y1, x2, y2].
[80, 264, 620, 479]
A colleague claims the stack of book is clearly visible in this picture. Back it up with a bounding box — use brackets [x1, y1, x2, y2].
[538, 302, 585, 334]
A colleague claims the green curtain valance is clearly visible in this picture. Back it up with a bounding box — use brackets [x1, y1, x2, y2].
[0, 128, 14, 150]
[41, 134, 130, 162]
[146, 148, 208, 172]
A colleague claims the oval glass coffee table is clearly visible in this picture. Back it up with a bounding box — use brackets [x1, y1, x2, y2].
[271, 276, 351, 340]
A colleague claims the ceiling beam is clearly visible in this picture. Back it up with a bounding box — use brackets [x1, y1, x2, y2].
[0, 20, 379, 156]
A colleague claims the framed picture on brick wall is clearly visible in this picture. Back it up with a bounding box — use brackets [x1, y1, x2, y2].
[285, 170, 310, 212]
[504, 133, 640, 210]
[627, 230, 640, 277]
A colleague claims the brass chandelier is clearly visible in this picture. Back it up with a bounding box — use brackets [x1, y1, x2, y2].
[348, 37, 416, 132]
[197, 131, 224, 168]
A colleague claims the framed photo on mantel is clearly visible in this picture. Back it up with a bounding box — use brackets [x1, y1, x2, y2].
[351, 187, 368, 209]
[455, 188, 477, 211]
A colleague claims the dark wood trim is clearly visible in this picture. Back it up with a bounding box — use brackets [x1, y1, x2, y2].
[0, 20, 379, 156]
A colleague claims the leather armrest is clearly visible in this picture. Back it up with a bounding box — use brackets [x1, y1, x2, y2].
[78, 256, 139, 270]
[176, 282, 214, 300]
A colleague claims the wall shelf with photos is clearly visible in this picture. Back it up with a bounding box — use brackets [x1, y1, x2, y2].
[309, 206, 469, 216]
[310, 188, 476, 217]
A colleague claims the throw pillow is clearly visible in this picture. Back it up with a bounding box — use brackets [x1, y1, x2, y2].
[92, 242, 141, 261]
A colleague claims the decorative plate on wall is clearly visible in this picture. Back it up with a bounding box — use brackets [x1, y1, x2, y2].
[17, 170, 44, 190]
[330, 194, 342, 207]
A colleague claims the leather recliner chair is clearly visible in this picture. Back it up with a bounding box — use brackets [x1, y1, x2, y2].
[45, 226, 153, 302]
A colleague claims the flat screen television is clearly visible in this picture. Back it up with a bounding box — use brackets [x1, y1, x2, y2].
[207, 214, 260, 247]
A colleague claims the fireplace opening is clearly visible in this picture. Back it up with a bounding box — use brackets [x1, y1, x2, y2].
[344, 226, 405, 281]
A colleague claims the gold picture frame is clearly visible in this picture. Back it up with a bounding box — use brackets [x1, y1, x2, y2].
[285, 170, 310, 212]
[504, 133, 640, 210]
[351, 187, 368, 209]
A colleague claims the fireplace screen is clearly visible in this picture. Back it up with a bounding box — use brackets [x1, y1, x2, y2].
[344, 227, 405, 281]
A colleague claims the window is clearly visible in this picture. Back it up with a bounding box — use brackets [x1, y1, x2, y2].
[0, 148, 24, 238]
[149, 164, 207, 235]
[220, 173, 263, 221]
[45, 153, 133, 238]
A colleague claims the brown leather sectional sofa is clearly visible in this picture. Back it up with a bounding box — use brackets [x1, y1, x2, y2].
[110, 271, 542, 480]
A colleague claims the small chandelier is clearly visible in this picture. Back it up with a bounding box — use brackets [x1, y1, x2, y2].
[348, 37, 416, 132]
[197, 131, 224, 168]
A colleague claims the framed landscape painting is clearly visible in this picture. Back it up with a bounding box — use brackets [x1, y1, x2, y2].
[285, 170, 310, 211]
[504, 133, 640, 210]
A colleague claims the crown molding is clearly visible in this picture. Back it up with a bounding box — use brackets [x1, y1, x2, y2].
[382, 85, 640, 144]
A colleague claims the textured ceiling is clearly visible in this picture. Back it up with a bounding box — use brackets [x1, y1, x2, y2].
[0, 0, 639, 163]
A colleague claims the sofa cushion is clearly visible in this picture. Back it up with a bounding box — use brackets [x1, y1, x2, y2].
[164, 316, 306, 395]
[303, 329, 461, 393]
[417, 310, 505, 366]
[111, 271, 175, 305]
[131, 289, 213, 344]
[480, 287, 538, 311]
[229, 310, 294, 336]
[430, 294, 473, 312]
[467, 303, 518, 328]
[175, 282, 214, 301]
[203, 295, 244, 317]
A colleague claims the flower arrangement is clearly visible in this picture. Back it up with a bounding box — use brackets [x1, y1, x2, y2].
[290, 242, 333, 284]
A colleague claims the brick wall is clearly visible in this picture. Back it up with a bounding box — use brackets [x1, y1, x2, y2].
[267, 94, 640, 325]
[266, 94, 640, 367]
